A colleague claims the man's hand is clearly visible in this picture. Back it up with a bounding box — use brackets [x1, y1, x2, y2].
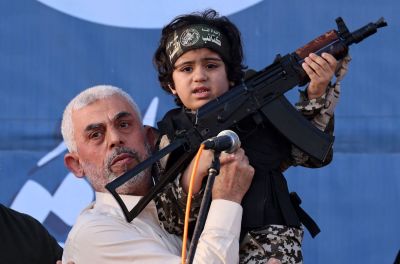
[212, 148, 254, 203]
[302, 52, 337, 99]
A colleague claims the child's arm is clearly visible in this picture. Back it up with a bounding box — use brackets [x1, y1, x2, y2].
[154, 134, 210, 235]
[155, 173, 203, 235]
[282, 55, 351, 170]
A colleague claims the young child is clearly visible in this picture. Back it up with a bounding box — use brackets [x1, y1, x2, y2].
[153, 9, 350, 264]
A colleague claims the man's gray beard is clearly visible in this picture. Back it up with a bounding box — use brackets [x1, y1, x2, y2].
[82, 144, 152, 193]
[104, 145, 152, 192]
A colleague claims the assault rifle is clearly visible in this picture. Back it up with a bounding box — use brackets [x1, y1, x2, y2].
[106, 17, 387, 222]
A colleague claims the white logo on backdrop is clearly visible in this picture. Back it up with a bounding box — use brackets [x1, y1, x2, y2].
[11, 173, 93, 226]
[36, 0, 263, 28]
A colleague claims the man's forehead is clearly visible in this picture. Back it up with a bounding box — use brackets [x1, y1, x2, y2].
[72, 95, 138, 126]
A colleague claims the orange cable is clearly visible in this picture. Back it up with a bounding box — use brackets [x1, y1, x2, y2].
[181, 144, 205, 264]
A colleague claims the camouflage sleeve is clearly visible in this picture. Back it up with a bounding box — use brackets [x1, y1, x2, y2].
[154, 135, 204, 236]
[281, 55, 351, 170]
[155, 174, 204, 235]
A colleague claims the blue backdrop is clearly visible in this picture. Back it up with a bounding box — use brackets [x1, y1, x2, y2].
[0, 1, 398, 263]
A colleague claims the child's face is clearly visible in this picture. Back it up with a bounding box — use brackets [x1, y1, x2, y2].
[171, 48, 230, 110]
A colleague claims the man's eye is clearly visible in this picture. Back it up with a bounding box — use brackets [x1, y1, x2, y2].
[90, 131, 103, 139]
[119, 121, 130, 128]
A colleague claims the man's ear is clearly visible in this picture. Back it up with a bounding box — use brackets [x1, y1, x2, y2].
[64, 153, 85, 178]
[143, 125, 160, 152]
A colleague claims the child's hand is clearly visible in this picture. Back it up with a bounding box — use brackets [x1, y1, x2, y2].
[181, 149, 214, 194]
[302, 52, 337, 99]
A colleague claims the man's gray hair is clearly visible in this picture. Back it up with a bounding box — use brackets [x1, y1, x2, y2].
[61, 85, 142, 152]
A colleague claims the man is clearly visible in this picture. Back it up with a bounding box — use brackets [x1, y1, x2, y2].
[61, 85, 254, 263]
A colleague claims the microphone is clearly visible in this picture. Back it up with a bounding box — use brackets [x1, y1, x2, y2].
[202, 130, 241, 153]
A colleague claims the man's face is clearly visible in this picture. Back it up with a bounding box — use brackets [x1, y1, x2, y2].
[68, 94, 151, 194]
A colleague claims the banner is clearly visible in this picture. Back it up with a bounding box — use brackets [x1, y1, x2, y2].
[0, 1, 398, 262]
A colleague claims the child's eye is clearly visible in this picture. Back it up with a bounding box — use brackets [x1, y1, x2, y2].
[180, 66, 193, 73]
[206, 63, 218, 69]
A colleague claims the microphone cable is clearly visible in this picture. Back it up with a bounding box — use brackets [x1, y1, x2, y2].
[181, 143, 205, 264]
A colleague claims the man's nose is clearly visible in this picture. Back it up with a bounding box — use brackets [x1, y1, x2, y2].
[108, 127, 124, 148]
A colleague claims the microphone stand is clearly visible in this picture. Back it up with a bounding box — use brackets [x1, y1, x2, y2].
[186, 151, 221, 264]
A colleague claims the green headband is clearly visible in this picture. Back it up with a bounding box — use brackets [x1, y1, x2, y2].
[166, 24, 231, 65]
